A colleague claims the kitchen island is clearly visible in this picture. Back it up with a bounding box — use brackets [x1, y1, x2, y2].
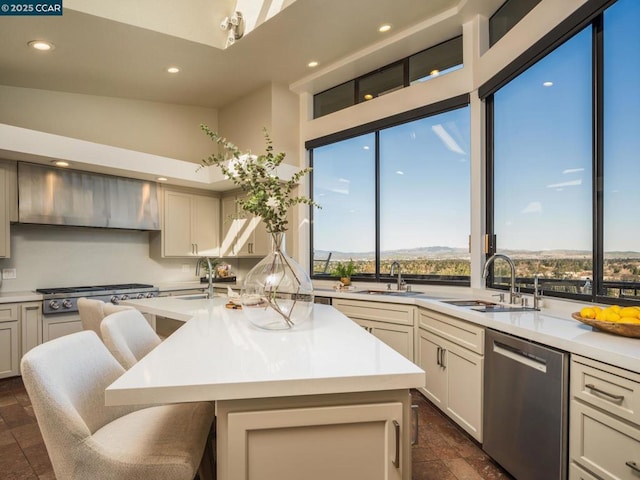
[107, 296, 425, 480]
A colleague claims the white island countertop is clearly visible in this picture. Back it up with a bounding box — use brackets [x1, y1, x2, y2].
[106, 296, 425, 406]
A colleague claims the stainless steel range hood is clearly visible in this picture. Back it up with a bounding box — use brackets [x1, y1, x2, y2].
[18, 162, 160, 230]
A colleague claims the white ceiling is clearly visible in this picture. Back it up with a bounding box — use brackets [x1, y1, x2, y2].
[0, 0, 502, 109]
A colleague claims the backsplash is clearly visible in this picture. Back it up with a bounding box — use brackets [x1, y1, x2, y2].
[0, 224, 255, 291]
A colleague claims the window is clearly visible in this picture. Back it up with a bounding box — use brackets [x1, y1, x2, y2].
[489, 0, 543, 47]
[310, 101, 470, 284]
[602, 0, 640, 300]
[313, 36, 463, 119]
[487, 0, 640, 303]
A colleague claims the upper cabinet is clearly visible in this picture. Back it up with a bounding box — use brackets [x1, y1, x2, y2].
[0, 168, 9, 258]
[220, 193, 270, 257]
[151, 188, 220, 258]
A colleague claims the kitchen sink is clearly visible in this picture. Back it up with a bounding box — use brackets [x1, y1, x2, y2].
[442, 299, 497, 307]
[354, 289, 425, 297]
[471, 305, 539, 313]
[176, 294, 208, 300]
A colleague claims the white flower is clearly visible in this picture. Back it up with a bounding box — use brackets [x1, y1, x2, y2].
[266, 197, 279, 208]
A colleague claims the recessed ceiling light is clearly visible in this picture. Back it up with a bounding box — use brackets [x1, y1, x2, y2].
[363, 94, 374, 101]
[28, 40, 54, 51]
[379, 24, 392, 33]
[157, 177, 168, 182]
[52, 160, 70, 167]
[307, 61, 318, 68]
[543, 81, 554, 87]
[167, 66, 180, 74]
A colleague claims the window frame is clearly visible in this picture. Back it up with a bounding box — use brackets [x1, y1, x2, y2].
[483, 0, 639, 305]
[307, 94, 471, 285]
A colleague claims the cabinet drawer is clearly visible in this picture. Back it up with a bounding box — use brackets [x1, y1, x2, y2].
[570, 400, 640, 480]
[418, 309, 484, 354]
[569, 461, 601, 480]
[0, 304, 18, 322]
[333, 299, 414, 326]
[571, 356, 640, 426]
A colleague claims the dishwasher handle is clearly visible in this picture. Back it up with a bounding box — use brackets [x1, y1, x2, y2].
[493, 340, 547, 373]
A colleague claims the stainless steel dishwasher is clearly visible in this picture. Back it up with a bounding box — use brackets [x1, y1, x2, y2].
[483, 329, 569, 480]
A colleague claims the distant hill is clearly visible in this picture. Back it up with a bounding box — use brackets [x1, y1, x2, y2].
[314, 247, 640, 262]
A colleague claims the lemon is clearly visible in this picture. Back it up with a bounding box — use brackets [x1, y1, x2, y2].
[619, 317, 640, 324]
[604, 311, 621, 323]
[619, 307, 640, 319]
[580, 307, 596, 319]
[595, 311, 606, 321]
[610, 305, 622, 313]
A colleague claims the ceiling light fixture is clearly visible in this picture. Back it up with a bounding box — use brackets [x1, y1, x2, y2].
[308, 61, 318, 68]
[379, 24, 392, 33]
[220, 11, 245, 47]
[52, 160, 70, 167]
[543, 81, 554, 87]
[167, 66, 180, 74]
[157, 177, 168, 182]
[28, 40, 54, 51]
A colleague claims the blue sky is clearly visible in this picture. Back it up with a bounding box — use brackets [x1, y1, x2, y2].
[313, 0, 639, 256]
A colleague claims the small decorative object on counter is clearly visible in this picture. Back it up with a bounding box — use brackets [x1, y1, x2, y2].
[332, 259, 357, 286]
[201, 125, 320, 329]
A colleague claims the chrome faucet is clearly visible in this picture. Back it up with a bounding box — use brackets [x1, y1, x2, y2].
[533, 274, 543, 310]
[390, 261, 405, 290]
[482, 253, 519, 305]
[196, 257, 215, 299]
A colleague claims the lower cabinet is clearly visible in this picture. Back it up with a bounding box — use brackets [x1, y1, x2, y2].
[0, 318, 19, 379]
[417, 308, 484, 442]
[216, 391, 410, 480]
[0, 302, 42, 379]
[332, 299, 415, 361]
[42, 314, 82, 343]
[569, 355, 640, 480]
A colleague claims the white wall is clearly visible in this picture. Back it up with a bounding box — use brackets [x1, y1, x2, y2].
[0, 85, 219, 163]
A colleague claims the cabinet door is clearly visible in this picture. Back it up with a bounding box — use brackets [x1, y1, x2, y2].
[353, 318, 414, 361]
[0, 169, 9, 258]
[21, 302, 42, 357]
[163, 191, 194, 256]
[192, 195, 220, 256]
[417, 329, 447, 410]
[0, 321, 19, 379]
[444, 341, 483, 441]
[223, 402, 404, 480]
[220, 196, 239, 256]
[42, 317, 82, 343]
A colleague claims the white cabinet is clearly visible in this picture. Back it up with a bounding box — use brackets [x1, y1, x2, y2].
[569, 355, 640, 480]
[0, 304, 19, 378]
[20, 302, 42, 356]
[42, 314, 82, 343]
[216, 391, 410, 480]
[159, 189, 220, 257]
[220, 193, 270, 257]
[0, 169, 9, 258]
[332, 299, 415, 361]
[417, 308, 484, 442]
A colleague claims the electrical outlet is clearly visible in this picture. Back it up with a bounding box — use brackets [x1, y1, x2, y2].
[2, 268, 17, 280]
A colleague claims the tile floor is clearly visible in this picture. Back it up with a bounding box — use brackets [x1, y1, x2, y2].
[0, 376, 512, 480]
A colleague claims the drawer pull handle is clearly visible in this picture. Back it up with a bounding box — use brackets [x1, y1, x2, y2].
[627, 461, 640, 473]
[411, 404, 419, 446]
[393, 420, 400, 469]
[585, 383, 624, 403]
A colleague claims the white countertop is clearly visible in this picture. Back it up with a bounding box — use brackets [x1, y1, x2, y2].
[315, 287, 640, 374]
[0, 291, 42, 304]
[105, 296, 425, 406]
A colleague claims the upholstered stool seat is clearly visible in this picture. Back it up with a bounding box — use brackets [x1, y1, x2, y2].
[21, 330, 215, 480]
[101, 309, 162, 370]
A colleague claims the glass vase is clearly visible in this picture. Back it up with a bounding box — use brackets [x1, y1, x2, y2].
[241, 232, 314, 330]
